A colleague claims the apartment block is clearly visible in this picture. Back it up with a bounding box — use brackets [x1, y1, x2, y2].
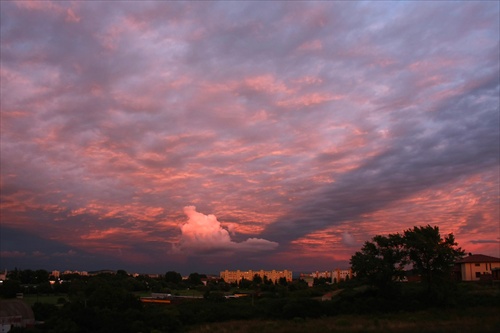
[332, 268, 354, 282]
[220, 269, 292, 283]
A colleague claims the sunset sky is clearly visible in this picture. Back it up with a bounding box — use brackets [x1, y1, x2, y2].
[1, 1, 499, 275]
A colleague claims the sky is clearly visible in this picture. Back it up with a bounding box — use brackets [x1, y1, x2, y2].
[1, 1, 499, 275]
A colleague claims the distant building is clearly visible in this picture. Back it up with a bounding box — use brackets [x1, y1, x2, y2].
[0, 299, 35, 332]
[299, 274, 315, 287]
[332, 268, 354, 283]
[303, 271, 333, 287]
[311, 271, 332, 279]
[456, 254, 500, 281]
[300, 269, 354, 286]
[220, 269, 292, 284]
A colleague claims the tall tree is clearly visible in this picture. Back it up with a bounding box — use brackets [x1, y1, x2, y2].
[403, 225, 464, 292]
[35, 269, 50, 284]
[187, 272, 203, 286]
[165, 271, 182, 285]
[350, 233, 406, 292]
[252, 274, 263, 286]
[351, 225, 465, 297]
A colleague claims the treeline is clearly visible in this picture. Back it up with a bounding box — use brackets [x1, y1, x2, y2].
[5, 272, 498, 333]
[1, 269, 219, 298]
[17, 271, 182, 333]
[2, 225, 499, 333]
[3, 268, 499, 333]
[350, 225, 465, 302]
[0, 268, 310, 300]
[0, 268, 334, 333]
[1, 269, 151, 298]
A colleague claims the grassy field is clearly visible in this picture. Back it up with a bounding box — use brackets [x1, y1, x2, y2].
[185, 306, 500, 333]
[19, 294, 68, 306]
[172, 289, 205, 297]
[134, 289, 205, 297]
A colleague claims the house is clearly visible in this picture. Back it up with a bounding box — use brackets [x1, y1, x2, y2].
[0, 299, 35, 332]
[455, 254, 500, 281]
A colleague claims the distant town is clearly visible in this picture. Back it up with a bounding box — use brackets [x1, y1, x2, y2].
[2, 252, 499, 287]
[0, 267, 356, 287]
[1, 253, 499, 333]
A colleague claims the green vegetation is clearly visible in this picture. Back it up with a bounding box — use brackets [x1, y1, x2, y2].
[1, 225, 498, 333]
[1, 269, 499, 332]
[350, 225, 464, 298]
[19, 294, 67, 306]
[186, 307, 500, 333]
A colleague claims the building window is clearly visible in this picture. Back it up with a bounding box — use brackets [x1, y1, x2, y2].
[475, 272, 481, 278]
[475, 263, 481, 267]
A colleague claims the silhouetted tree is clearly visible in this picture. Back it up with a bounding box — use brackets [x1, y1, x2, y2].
[350, 233, 406, 292]
[35, 269, 50, 284]
[19, 269, 35, 284]
[116, 269, 128, 277]
[239, 278, 252, 289]
[313, 277, 329, 286]
[187, 272, 203, 286]
[403, 225, 464, 293]
[0, 279, 21, 298]
[278, 277, 288, 286]
[287, 279, 308, 291]
[165, 271, 182, 284]
[351, 225, 464, 297]
[252, 274, 263, 286]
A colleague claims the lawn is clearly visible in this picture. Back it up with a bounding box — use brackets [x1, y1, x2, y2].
[186, 306, 500, 333]
[133, 289, 205, 298]
[19, 294, 68, 306]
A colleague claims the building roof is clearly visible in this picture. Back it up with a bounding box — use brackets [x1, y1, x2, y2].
[456, 254, 500, 264]
[0, 299, 35, 321]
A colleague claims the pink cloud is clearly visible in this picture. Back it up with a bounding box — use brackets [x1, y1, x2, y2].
[297, 39, 323, 52]
[277, 92, 343, 108]
[176, 206, 278, 254]
[80, 227, 146, 241]
[1, 1, 497, 273]
[244, 75, 294, 95]
[14, 0, 62, 12]
[65, 8, 80, 23]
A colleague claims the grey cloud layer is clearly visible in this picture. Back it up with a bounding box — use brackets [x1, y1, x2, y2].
[263, 81, 499, 242]
[1, 1, 498, 272]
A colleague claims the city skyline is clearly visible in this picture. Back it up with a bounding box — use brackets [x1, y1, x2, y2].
[1, 1, 499, 275]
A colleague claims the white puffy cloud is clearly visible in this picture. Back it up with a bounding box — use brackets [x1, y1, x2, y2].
[177, 206, 278, 254]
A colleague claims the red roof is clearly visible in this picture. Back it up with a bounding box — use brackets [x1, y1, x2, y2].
[456, 254, 500, 264]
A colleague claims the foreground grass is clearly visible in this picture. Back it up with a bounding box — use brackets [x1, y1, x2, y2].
[19, 294, 67, 306]
[186, 306, 500, 333]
